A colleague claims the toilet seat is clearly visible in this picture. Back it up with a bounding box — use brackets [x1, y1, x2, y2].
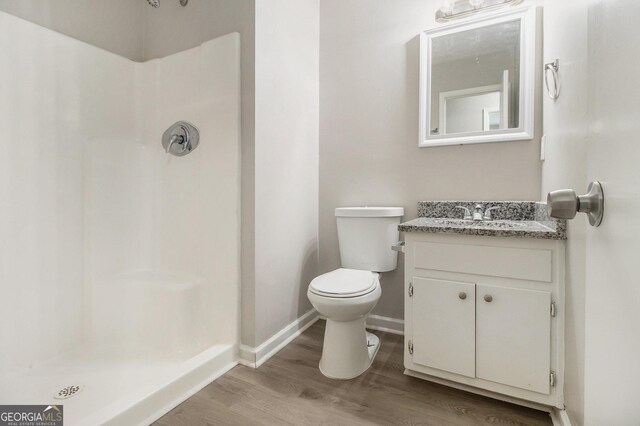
[309, 268, 377, 298]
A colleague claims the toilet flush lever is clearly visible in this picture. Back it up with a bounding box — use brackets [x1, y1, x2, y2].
[547, 181, 604, 227]
[391, 241, 405, 253]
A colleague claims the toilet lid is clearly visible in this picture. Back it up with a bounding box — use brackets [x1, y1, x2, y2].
[309, 268, 377, 298]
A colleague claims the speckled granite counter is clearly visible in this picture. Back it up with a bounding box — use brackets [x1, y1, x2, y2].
[399, 201, 567, 240]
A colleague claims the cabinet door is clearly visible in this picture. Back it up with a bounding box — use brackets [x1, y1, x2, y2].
[476, 285, 551, 394]
[411, 277, 476, 377]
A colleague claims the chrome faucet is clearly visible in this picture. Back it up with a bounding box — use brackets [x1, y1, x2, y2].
[483, 206, 501, 221]
[474, 204, 503, 221]
[472, 204, 484, 221]
[456, 204, 501, 221]
[455, 206, 473, 220]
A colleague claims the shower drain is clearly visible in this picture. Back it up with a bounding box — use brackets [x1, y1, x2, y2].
[54, 385, 82, 400]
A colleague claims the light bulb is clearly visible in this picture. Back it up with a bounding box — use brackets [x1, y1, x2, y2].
[440, 0, 455, 15]
[468, 0, 485, 8]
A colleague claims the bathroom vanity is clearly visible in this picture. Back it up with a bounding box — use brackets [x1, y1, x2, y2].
[400, 201, 566, 409]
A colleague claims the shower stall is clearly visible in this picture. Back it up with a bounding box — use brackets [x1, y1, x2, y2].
[0, 9, 240, 425]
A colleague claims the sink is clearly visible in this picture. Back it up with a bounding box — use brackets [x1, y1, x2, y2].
[423, 218, 469, 226]
[474, 220, 531, 229]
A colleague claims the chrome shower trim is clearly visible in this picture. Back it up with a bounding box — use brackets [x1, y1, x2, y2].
[162, 121, 200, 157]
[146, 0, 188, 7]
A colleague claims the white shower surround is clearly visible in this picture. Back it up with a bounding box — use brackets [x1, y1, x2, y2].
[0, 11, 240, 425]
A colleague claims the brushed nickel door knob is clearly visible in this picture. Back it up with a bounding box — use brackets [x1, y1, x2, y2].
[484, 295, 493, 303]
[458, 292, 467, 300]
[547, 181, 604, 227]
[546, 189, 579, 219]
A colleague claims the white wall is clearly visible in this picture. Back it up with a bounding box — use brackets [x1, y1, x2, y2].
[444, 91, 500, 134]
[246, 0, 320, 346]
[88, 35, 242, 356]
[319, 0, 543, 320]
[0, 0, 260, 351]
[139, 2, 258, 349]
[0, 10, 137, 375]
[0, 11, 241, 375]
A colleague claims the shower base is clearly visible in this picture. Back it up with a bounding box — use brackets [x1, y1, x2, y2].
[0, 343, 236, 425]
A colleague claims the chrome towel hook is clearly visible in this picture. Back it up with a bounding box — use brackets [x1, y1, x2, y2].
[544, 59, 560, 101]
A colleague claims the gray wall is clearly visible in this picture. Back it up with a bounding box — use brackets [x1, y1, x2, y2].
[0, 0, 256, 63]
[247, 0, 320, 347]
[141, 0, 254, 61]
[319, 0, 543, 320]
[0, 0, 146, 61]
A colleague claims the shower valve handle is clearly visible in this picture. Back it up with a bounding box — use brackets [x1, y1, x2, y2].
[165, 134, 185, 153]
[162, 121, 199, 157]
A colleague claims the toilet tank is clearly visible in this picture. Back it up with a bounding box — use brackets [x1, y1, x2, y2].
[335, 207, 404, 272]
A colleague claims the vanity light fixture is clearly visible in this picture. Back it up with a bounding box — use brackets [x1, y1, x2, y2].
[439, 0, 455, 16]
[436, 0, 523, 22]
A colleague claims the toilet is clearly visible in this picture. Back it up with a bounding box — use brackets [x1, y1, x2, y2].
[307, 207, 404, 379]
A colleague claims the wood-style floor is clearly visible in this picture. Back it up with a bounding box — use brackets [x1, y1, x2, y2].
[155, 320, 552, 426]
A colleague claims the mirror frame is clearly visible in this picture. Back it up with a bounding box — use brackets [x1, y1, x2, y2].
[419, 6, 538, 148]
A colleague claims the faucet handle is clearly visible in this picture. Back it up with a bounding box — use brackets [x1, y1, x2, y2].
[483, 206, 501, 221]
[455, 206, 472, 220]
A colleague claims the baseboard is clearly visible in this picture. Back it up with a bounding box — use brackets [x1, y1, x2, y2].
[239, 309, 320, 368]
[366, 315, 404, 335]
[550, 408, 572, 426]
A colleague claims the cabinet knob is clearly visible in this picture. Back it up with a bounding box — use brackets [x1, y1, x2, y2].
[484, 295, 493, 303]
[458, 292, 467, 300]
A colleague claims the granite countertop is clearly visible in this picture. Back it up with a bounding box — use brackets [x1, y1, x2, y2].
[398, 201, 567, 240]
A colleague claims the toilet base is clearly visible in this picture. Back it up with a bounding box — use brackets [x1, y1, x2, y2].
[318, 317, 380, 380]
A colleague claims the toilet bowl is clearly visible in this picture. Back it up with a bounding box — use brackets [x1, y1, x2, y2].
[308, 206, 403, 380]
[308, 268, 382, 379]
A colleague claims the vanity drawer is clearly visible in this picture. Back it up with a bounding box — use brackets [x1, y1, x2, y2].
[414, 241, 552, 282]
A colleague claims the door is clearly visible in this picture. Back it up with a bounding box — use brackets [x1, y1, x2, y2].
[543, 1, 640, 423]
[476, 285, 551, 394]
[583, 1, 640, 422]
[411, 277, 475, 378]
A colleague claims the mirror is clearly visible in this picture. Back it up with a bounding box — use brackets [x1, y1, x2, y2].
[419, 6, 537, 147]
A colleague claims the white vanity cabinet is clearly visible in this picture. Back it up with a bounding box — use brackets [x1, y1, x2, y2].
[404, 233, 565, 408]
